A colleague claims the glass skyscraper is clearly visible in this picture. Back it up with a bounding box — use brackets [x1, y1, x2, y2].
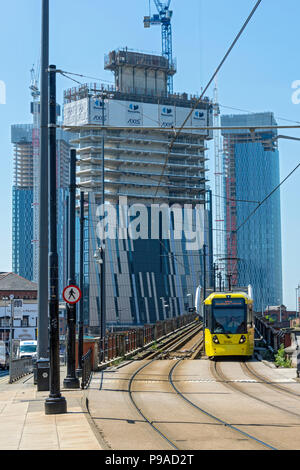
[11, 125, 34, 281]
[221, 112, 283, 312]
[11, 113, 73, 296]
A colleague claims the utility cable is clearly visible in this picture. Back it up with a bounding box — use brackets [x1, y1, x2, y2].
[154, 0, 263, 196]
[236, 161, 300, 233]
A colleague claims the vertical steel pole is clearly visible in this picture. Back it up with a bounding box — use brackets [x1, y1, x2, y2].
[76, 191, 84, 377]
[203, 244, 207, 302]
[218, 271, 222, 292]
[100, 96, 106, 342]
[9, 297, 14, 380]
[213, 263, 217, 292]
[63, 149, 80, 388]
[37, 0, 49, 361]
[45, 65, 67, 414]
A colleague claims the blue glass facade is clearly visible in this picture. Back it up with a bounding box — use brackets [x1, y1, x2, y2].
[11, 121, 72, 288]
[75, 196, 212, 329]
[12, 187, 33, 280]
[221, 113, 283, 311]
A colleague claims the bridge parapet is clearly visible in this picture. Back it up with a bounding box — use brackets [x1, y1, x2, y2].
[96, 312, 197, 367]
[255, 314, 291, 352]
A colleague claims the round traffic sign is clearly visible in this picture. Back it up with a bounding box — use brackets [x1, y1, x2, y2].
[62, 285, 82, 304]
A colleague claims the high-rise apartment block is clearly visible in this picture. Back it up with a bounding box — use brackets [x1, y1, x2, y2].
[11, 125, 34, 281]
[221, 112, 283, 311]
[11, 104, 73, 297]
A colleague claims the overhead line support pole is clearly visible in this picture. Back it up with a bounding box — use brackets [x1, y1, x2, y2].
[37, 0, 49, 362]
[63, 149, 80, 389]
[45, 65, 67, 415]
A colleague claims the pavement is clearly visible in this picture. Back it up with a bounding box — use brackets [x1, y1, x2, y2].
[0, 366, 104, 450]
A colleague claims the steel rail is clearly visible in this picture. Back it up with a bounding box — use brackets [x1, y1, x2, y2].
[164, 329, 204, 360]
[157, 325, 203, 357]
[242, 361, 300, 398]
[169, 359, 277, 451]
[128, 359, 180, 450]
[213, 360, 300, 422]
[145, 322, 202, 360]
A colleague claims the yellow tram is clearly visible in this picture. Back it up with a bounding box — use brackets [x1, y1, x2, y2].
[204, 290, 254, 358]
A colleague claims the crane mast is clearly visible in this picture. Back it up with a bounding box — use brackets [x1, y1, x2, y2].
[144, 0, 174, 94]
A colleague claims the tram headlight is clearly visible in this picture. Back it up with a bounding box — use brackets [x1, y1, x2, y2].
[239, 335, 246, 344]
[212, 335, 220, 344]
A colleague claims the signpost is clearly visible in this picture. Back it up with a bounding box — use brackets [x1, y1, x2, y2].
[62, 285, 82, 305]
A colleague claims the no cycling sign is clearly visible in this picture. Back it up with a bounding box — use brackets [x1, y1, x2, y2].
[62, 285, 82, 304]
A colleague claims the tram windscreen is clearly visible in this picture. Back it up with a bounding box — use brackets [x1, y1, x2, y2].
[212, 298, 246, 334]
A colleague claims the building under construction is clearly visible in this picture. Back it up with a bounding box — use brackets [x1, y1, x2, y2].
[64, 49, 214, 329]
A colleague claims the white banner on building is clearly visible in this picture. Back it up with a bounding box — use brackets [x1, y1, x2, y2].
[64, 98, 89, 127]
[191, 109, 208, 135]
[13, 299, 23, 320]
[63, 97, 210, 134]
[125, 102, 143, 127]
[14, 328, 36, 341]
[159, 105, 175, 128]
[90, 97, 109, 125]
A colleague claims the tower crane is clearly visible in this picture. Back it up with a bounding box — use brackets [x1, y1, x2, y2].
[30, 64, 40, 100]
[144, 0, 174, 94]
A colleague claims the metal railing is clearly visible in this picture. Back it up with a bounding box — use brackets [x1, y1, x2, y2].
[9, 357, 33, 383]
[81, 348, 92, 389]
[255, 314, 291, 352]
[98, 313, 197, 364]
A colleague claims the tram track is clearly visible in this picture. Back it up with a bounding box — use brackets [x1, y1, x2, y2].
[143, 322, 203, 360]
[211, 360, 300, 421]
[168, 359, 277, 450]
[126, 340, 276, 450]
[93, 327, 281, 449]
[128, 359, 180, 450]
[241, 360, 300, 398]
[126, 324, 204, 450]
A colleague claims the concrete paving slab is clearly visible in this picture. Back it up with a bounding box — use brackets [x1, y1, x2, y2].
[0, 366, 104, 450]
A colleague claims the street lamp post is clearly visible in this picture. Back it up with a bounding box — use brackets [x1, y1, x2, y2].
[203, 244, 207, 301]
[63, 149, 80, 389]
[44, 65, 67, 415]
[76, 191, 85, 378]
[217, 271, 222, 292]
[1, 297, 9, 346]
[38, 0, 49, 362]
[91, 91, 110, 347]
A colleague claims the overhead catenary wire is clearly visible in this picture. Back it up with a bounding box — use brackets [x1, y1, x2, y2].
[153, 0, 263, 196]
[58, 69, 114, 85]
[236, 161, 300, 233]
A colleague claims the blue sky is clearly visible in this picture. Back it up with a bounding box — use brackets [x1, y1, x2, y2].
[0, 0, 299, 309]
